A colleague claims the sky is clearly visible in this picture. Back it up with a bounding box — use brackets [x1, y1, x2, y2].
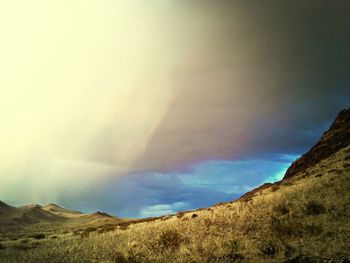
[0, 1, 349, 218]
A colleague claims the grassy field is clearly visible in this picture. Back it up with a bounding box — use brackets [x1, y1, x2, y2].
[0, 146, 349, 263]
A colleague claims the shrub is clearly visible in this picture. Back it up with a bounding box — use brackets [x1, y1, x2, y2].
[156, 229, 185, 252]
[270, 216, 301, 237]
[305, 201, 326, 216]
[243, 195, 254, 202]
[79, 231, 90, 239]
[176, 211, 185, 219]
[224, 238, 243, 260]
[30, 233, 45, 240]
[72, 230, 80, 236]
[114, 252, 128, 263]
[118, 223, 129, 230]
[260, 241, 278, 257]
[191, 213, 198, 218]
[304, 224, 323, 235]
[328, 169, 341, 174]
[283, 243, 295, 257]
[115, 248, 148, 263]
[274, 203, 289, 215]
[219, 249, 244, 263]
[271, 185, 280, 192]
[284, 255, 316, 263]
[240, 221, 257, 234]
[301, 173, 309, 178]
[282, 181, 293, 186]
[98, 225, 115, 233]
[203, 218, 214, 228]
[13, 240, 39, 250]
[223, 253, 244, 262]
[84, 227, 97, 233]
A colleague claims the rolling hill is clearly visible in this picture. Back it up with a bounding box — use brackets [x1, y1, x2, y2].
[41, 203, 83, 218]
[0, 201, 120, 227]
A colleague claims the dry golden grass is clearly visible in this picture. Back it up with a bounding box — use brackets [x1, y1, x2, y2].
[0, 146, 349, 262]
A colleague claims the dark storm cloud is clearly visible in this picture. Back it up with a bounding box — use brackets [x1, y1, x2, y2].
[134, 0, 350, 173]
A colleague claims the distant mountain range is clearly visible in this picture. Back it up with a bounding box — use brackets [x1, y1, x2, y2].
[0, 201, 118, 226]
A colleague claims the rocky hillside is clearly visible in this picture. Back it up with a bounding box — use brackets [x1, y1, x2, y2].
[284, 108, 350, 179]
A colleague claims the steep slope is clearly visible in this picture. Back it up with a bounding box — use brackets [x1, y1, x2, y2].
[284, 108, 350, 179]
[0, 201, 15, 215]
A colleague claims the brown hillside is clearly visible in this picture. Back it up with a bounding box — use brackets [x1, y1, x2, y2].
[42, 203, 83, 218]
[284, 108, 350, 179]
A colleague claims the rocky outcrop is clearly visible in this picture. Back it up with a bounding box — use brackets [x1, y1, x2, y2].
[283, 108, 350, 179]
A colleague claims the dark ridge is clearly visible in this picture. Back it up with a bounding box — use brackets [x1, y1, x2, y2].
[45, 203, 60, 207]
[0, 201, 11, 208]
[283, 108, 350, 179]
[0, 200, 15, 214]
[92, 211, 113, 217]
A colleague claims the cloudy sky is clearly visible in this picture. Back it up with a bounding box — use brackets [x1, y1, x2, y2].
[0, 1, 349, 217]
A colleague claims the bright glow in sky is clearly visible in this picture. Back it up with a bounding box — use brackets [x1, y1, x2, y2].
[0, 1, 175, 203]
